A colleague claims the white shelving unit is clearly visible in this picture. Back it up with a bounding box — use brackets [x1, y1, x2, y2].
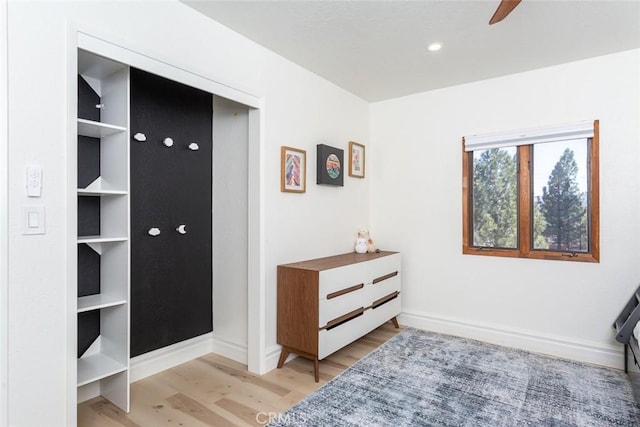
[76, 49, 130, 412]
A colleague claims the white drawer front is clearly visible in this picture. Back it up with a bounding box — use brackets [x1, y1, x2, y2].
[318, 309, 374, 359]
[318, 294, 401, 359]
[319, 263, 367, 299]
[368, 293, 401, 327]
[318, 253, 401, 299]
[366, 274, 401, 305]
[368, 253, 401, 284]
[319, 287, 366, 327]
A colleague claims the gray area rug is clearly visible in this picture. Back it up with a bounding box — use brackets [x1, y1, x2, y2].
[269, 328, 640, 426]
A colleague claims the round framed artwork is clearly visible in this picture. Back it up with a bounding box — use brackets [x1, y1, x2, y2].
[316, 144, 344, 186]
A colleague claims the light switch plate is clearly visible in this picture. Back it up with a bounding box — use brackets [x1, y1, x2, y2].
[26, 165, 42, 197]
[22, 206, 45, 235]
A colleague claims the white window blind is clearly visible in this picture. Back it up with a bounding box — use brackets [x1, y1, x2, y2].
[464, 120, 594, 152]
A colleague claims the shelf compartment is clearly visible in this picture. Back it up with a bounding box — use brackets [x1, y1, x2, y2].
[77, 191, 128, 240]
[78, 240, 128, 313]
[77, 193, 128, 239]
[77, 353, 127, 387]
[78, 49, 129, 128]
[77, 131, 128, 192]
[78, 118, 126, 138]
[78, 294, 126, 313]
[77, 303, 128, 383]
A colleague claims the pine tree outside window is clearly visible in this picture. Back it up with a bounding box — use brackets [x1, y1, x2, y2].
[462, 121, 599, 262]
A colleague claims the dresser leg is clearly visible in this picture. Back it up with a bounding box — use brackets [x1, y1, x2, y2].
[314, 357, 319, 382]
[277, 347, 290, 369]
[391, 316, 399, 328]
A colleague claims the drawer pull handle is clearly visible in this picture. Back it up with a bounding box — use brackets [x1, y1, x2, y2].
[322, 307, 365, 331]
[372, 271, 398, 284]
[326, 283, 364, 299]
[371, 291, 399, 309]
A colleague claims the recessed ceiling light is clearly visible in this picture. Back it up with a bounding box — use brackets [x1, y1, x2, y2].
[428, 43, 442, 52]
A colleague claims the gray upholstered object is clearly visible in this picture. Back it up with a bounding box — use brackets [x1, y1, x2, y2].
[269, 328, 640, 426]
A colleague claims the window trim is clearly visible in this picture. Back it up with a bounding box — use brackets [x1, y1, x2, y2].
[462, 120, 599, 263]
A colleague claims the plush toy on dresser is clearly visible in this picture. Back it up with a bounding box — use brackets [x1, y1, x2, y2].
[355, 229, 377, 253]
[354, 236, 367, 253]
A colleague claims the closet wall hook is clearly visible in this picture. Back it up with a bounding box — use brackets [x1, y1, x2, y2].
[134, 132, 147, 142]
[176, 225, 187, 234]
[163, 137, 174, 147]
[188, 143, 199, 151]
[148, 227, 161, 237]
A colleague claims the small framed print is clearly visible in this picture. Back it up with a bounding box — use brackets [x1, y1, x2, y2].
[317, 144, 344, 186]
[281, 146, 306, 193]
[349, 141, 365, 178]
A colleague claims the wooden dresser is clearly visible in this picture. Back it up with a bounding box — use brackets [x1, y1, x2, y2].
[277, 251, 401, 381]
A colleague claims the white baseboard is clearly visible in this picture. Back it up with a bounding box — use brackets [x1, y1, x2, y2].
[211, 336, 248, 365]
[398, 309, 624, 370]
[130, 333, 213, 382]
[116, 309, 623, 392]
[265, 345, 282, 372]
[265, 344, 297, 373]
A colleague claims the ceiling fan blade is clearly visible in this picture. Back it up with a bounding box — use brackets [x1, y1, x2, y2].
[489, 0, 522, 25]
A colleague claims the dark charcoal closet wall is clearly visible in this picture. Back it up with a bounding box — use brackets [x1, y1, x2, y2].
[130, 68, 213, 357]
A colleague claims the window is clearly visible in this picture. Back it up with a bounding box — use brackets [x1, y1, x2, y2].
[462, 120, 599, 262]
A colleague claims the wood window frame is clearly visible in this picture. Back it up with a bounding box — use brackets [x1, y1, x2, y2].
[462, 120, 599, 263]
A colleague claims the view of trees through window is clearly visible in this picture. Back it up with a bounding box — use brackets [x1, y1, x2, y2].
[471, 147, 518, 248]
[472, 139, 589, 252]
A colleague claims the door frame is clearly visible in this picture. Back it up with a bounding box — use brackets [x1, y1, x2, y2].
[67, 27, 266, 420]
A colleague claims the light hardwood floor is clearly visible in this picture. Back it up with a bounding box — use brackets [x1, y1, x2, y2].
[78, 323, 403, 426]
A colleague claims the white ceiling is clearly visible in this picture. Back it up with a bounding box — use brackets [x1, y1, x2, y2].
[183, 0, 640, 102]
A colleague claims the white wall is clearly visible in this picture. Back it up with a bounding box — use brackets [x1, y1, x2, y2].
[6, 1, 369, 425]
[371, 49, 640, 367]
[212, 96, 249, 357]
[1, 1, 8, 425]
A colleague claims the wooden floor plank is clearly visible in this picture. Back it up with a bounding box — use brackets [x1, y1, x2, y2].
[170, 359, 289, 412]
[78, 324, 402, 426]
[133, 397, 213, 427]
[166, 393, 239, 427]
[271, 391, 307, 412]
[215, 397, 263, 427]
[77, 399, 124, 427]
[197, 356, 291, 397]
[88, 399, 139, 427]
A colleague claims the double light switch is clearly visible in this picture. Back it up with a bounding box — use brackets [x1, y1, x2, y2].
[23, 165, 46, 235]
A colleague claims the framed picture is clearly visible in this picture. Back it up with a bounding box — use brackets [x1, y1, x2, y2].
[281, 146, 306, 193]
[349, 141, 365, 178]
[316, 144, 344, 186]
